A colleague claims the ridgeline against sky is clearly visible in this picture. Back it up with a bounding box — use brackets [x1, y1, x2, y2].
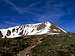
[0, 0, 75, 32]
[0, 22, 66, 38]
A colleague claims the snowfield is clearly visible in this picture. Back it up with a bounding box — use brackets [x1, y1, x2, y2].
[0, 22, 67, 38]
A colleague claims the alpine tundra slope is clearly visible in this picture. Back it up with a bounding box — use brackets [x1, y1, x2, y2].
[0, 22, 67, 38]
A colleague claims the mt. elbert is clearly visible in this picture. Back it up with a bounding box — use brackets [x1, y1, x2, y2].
[0, 21, 67, 38]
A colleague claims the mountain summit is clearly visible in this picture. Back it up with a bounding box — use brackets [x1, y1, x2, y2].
[0, 22, 66, 38]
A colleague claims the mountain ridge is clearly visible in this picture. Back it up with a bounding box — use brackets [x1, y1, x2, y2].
[0, 22, 67, 38]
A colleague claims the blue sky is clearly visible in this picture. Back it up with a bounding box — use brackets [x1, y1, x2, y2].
[0, 0, 75, 32]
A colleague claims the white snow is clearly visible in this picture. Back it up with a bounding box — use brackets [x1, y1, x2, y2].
[0, 22, 66, 38]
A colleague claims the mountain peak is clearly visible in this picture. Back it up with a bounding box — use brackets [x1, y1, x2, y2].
[0, 22, 67, 38]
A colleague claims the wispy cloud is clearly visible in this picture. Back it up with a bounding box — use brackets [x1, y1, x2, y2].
[3, 0, 66, 23]
[3, 0, 66, 22]
[3, 0, 23, 14]
[26, 1, 41, 8]
[3, 0, 42, 16]
[18, 1, 42, 16]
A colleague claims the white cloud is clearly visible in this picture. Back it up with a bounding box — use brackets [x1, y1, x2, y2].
[3, 0, 23, 14]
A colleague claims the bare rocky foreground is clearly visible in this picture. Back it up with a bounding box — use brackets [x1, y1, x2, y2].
[0, 33, 75, 56]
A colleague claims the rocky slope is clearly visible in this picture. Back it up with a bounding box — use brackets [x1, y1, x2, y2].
[0, 33, 75, 56]
[0, 21, 68, 56]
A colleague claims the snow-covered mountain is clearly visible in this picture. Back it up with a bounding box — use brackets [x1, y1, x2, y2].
[0, 22, 67, 38]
